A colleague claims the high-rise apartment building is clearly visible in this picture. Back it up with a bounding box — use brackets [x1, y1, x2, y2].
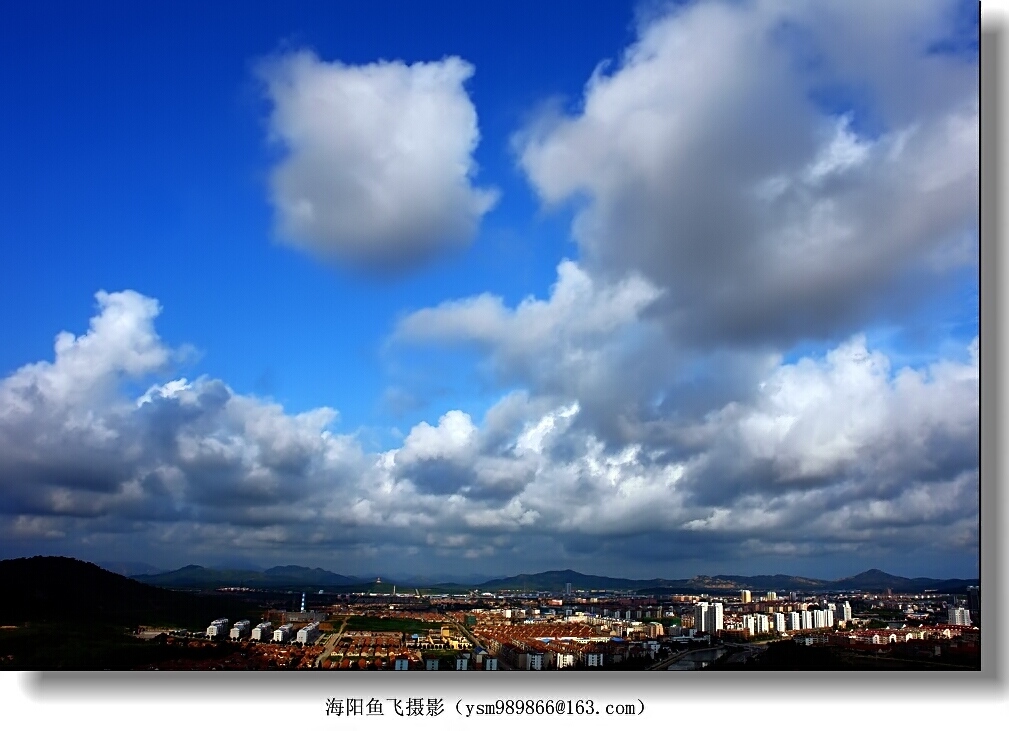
[774, 612, 786, 632]
[740, 590, 751, 603]
[707, 603, 724, 633]
[693, 602, 723, 634]
[948, 607, 971, 626]
[743, 615, 756, 635]
[694, 602, 709, 634]
[967, 586, 980, 625]
[813, 609, 834, 629]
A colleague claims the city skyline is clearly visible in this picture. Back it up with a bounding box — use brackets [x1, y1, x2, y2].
[0, 1, 980, 581]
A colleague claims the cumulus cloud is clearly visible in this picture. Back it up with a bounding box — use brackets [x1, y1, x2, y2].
[0, 3, 979, 579]
[516, 0, 978, 347]
[379, 333, 977, 568]
[259, 51, 497, 271]
[394, 259, 677, 441]
[0, 290, 979, 575]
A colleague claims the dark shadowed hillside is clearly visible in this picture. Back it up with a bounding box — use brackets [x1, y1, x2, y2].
[0, 556, 256, 629]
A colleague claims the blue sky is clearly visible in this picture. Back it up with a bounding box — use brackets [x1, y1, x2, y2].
[0, 0, 978, 580]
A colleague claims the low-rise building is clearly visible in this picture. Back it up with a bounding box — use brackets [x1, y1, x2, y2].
[206, 618, 229, 640]
[297, 621, 321, 645]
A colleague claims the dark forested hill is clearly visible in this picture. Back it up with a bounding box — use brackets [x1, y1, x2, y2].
[0, 556, 256, 628]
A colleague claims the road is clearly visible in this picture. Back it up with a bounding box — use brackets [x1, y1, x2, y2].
[315, 617, 349, 668]
[453, 620, 515, 671]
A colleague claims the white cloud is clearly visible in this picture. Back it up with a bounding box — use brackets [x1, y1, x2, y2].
[259, 51, 497, 270]
[516, 0, 978, 346]
[0, 284, 978, 575]
[2, 290, 171, 412]
[394, 260, 666, 417]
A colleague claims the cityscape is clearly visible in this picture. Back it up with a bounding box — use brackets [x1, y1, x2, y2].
[0, 556, 980, 670]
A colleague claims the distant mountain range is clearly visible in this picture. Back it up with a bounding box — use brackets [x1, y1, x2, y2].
[130, 564, 364, 591]
[98, 560, 165, 577]
[127, 563, 978, 594]
[478, 568, 976, 594]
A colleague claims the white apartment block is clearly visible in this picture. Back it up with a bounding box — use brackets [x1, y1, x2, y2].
[774, 612, 786, 632]
[205, 618, 229, 640]
[694, 602, 709, 633]
[229, 620, 250, 640]
[693, 602, 724, 634]
[948, 607, 971, 626]
[296, 621, 321, 645]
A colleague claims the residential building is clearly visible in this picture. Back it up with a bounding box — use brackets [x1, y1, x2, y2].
[742, 615, 756, 636]
[694, 603, 709, 634]
[296, 621, 321, 645]
[205, 618, 229, 640]
[774, 612, 786, 632]
[948, 607, 971, 626]
[968, 586, 980, 625]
